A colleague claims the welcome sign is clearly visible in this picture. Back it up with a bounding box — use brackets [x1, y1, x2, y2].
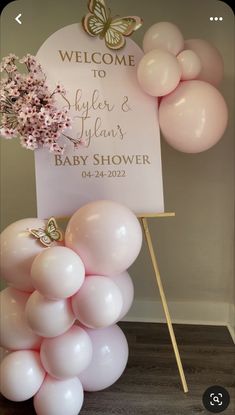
[35, 24, 164, 217]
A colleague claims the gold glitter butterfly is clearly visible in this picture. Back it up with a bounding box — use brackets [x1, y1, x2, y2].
[28, 217, 63, 247]
[82, 0, 143, 50]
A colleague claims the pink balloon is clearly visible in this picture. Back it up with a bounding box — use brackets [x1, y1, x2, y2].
[40, 325, 92, 379]
[31, 246, 85, 300]
[109, 271, 134, 320]
[65, 200, 142, 276]
[143, 21, 184, 55]
[137, 49, 181, 97]
[177, 49, 201, 80]
[79, 325, 128, 391]
[72, 276, 123, 328]
[184, 39, 224, 86]
[0, 218, 54, 292]
[25, 291, 75, 337]
[34, 375, 84, 415]
[0, 350, 45, 401]
[159, 80, 228, 153]
[0, 287, 41, 350]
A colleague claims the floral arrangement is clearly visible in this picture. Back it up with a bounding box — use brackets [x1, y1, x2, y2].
[0, 54, 71, 154]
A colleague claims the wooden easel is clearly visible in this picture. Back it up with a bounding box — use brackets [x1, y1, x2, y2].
[57, 211, 188, 393]
[137, 212, 188, 393]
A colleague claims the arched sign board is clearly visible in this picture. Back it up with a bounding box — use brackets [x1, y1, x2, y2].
[35, 24, 164, 217]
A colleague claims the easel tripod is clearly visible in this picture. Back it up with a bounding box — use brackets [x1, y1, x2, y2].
[138, 212, 188, 393]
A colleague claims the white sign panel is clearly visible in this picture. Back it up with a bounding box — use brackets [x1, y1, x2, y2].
[35, 24, 164, 218]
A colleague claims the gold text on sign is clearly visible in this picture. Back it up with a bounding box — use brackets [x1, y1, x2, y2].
[54, 154, 151, 167]
[58, 50, 136, 66]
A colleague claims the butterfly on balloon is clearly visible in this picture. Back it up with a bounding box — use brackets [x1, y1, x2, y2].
[82, 0, 143, 50]
[28, 217, 63, 247]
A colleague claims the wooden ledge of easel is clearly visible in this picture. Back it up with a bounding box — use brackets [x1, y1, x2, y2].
[137, 212, 175, 219]
[56, 212, 175, 222]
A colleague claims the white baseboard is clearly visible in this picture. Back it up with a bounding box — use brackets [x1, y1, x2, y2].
[122, 299, 235, 343]
[228, 303, 235, 343]
[227, 324, 235, 343]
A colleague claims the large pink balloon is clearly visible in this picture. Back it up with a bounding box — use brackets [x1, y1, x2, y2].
[137, 49, 181, 97]
[31, 246, 85, 300]
[34, 375, 84, 415]
[184, 39, 224, 86]
[40, 325, 92, 379]
[25, 291, 75, 337]
[0, 218, 53, 292]
[159, 80, 228, 153]
[79, 325, 128, 391]
[177, 49, 201, 80]
[65, 200, 142, 276]
[0, 287, 41, 350]
[72, 276, 123, 328]
[109, 271, 134, 320]
[0, 350, 45, 401]
[143, 21, 184, 55]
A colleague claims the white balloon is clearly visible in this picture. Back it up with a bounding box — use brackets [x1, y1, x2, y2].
[0, 350, 45, 401]
[34, 375, 84, 415]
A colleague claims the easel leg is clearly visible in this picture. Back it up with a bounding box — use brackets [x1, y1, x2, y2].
[141, 217, 189, 393]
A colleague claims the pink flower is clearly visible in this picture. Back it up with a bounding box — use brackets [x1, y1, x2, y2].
[0, 54, 73, 154]
[0, 127, 16, 139]
[20, 135, 38, 150]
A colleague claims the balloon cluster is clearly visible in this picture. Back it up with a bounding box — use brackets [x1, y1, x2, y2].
[137, 22, 228, 153]
[0, 200, 142, 415]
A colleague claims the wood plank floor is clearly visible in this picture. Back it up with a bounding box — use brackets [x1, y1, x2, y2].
[1, 322, 234, 415]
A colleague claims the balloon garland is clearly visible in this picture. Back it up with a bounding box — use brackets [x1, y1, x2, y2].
[0, 200, 142, 415]
[137, 21, 228, 153]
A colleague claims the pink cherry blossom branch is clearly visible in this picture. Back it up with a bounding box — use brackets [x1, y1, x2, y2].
[0, 54, 72, 154]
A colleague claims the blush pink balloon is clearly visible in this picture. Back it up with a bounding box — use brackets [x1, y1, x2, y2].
[143, 21, 184, 55]
[34, 375, 84, 415]
[40, 325, 92, 379]
[184, 39, 224, 86]
[0, 218, 54, 292]
[159, 80, 228, 153]
[109, 271, 134, 320]
[25, 291, 75, 338]
[65, 200, 142, 276]
[72, 276, 123, 328]
[137, 49, 181, 97]
[31, 246, 85, 300]
[0, 287, 41, 350]
[177, 49, 201, 80]
[79, 324, 128, 392]
[0, 350, 45, 401]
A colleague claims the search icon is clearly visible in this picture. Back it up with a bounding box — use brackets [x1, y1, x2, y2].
[203, 385, 230, 413]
